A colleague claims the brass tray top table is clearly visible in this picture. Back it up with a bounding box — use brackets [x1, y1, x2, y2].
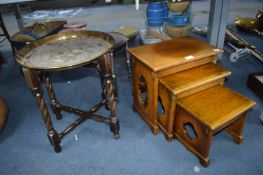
[16, 31, 120, 152]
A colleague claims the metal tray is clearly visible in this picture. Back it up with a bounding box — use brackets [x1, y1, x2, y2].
[16, 30, 114, 71]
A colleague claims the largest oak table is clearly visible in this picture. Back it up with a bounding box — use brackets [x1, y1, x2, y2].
[16, 31, 120, 152]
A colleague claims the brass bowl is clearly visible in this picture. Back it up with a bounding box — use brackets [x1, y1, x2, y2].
[167, 0, 190, 13]
[235, 17, 259, 32]
[114, 26, 138, 41]
[164, 24, 192, 38]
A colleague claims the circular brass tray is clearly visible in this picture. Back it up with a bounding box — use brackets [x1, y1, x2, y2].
[16, 30, 114, 71]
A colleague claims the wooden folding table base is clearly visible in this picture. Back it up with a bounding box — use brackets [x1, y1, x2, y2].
[22, 54, 120, 153]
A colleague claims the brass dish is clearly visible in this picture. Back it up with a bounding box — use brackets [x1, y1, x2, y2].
[167, 0, 190, 14]
[164, 24, 192, 38]
[16, 30, 114, 71]
[114, 26, 138, 41]
[235, 17, 259, 32]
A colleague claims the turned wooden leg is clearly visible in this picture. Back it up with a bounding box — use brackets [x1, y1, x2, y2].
[97, 52, 118, 110]
[126, 40, 133, 84]
[40, 72, 62, 120]
[98, 62, 110, 110]
[99, 53, 120, 139]
[22, 68, 62, 153]
[110, 51, 118, 99]
[225, 112, 247, 144]
[0, 52, 4, 65]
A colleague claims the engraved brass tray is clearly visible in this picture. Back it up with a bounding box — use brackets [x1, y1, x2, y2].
[16, 30, 114, 71]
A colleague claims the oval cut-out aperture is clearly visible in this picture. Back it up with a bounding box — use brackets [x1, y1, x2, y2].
[183, 122, 198, 140]
[138, 75, 148, 106]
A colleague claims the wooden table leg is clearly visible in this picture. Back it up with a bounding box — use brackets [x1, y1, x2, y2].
[97, 51, 118, 109]
[13, 3, 24, 30]
[22, 68, 62, 153]
[99, 53, 120, 139]
[225, 112, 247, 144]
[0, 52, 4, 65]
[110, 50, 118, 99]
[97, 63, 109, 110]
[0, 97, 8, 132]
[125, 39, 133, 84]
[40, 72, 62, 120]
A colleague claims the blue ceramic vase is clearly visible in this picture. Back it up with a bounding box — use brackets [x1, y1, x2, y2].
[147, 2, 165, 27]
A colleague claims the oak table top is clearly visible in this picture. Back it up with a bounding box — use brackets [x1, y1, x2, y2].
[159, 63, 231, 95]
[177, 85, 256, 131]
[128, 37, 223, 72]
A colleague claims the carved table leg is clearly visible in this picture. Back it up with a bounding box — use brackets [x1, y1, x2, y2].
[40, 72, 62, 120]
[98, 51, 118, 107]
[22, 68, 61, 153]
[110, 50, 118, 100]
[125, 39, 133, 84]
[99, 53, 120, 139]
[97, 63, 109, 110]
[225, 112, 247, 144]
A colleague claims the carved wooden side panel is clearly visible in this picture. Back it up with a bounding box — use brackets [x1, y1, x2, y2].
[157, 83, 175, 141]
[173, 106, 213, 167]
[132, 58, 159, 134]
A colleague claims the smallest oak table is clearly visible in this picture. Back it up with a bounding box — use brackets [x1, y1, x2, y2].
[16, 31, 120, 152]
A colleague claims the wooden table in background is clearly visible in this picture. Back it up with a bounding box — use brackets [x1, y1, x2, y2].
[0, 0, 35, 29]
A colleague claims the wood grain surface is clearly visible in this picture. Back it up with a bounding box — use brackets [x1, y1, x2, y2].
[159, 63, 231, 96]
[128, 37, 223, 72]
[177, 85, 256, 131]
[0, 97, 8, 132]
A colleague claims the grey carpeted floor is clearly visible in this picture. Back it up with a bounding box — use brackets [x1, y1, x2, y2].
[0, 1, 263, 174]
